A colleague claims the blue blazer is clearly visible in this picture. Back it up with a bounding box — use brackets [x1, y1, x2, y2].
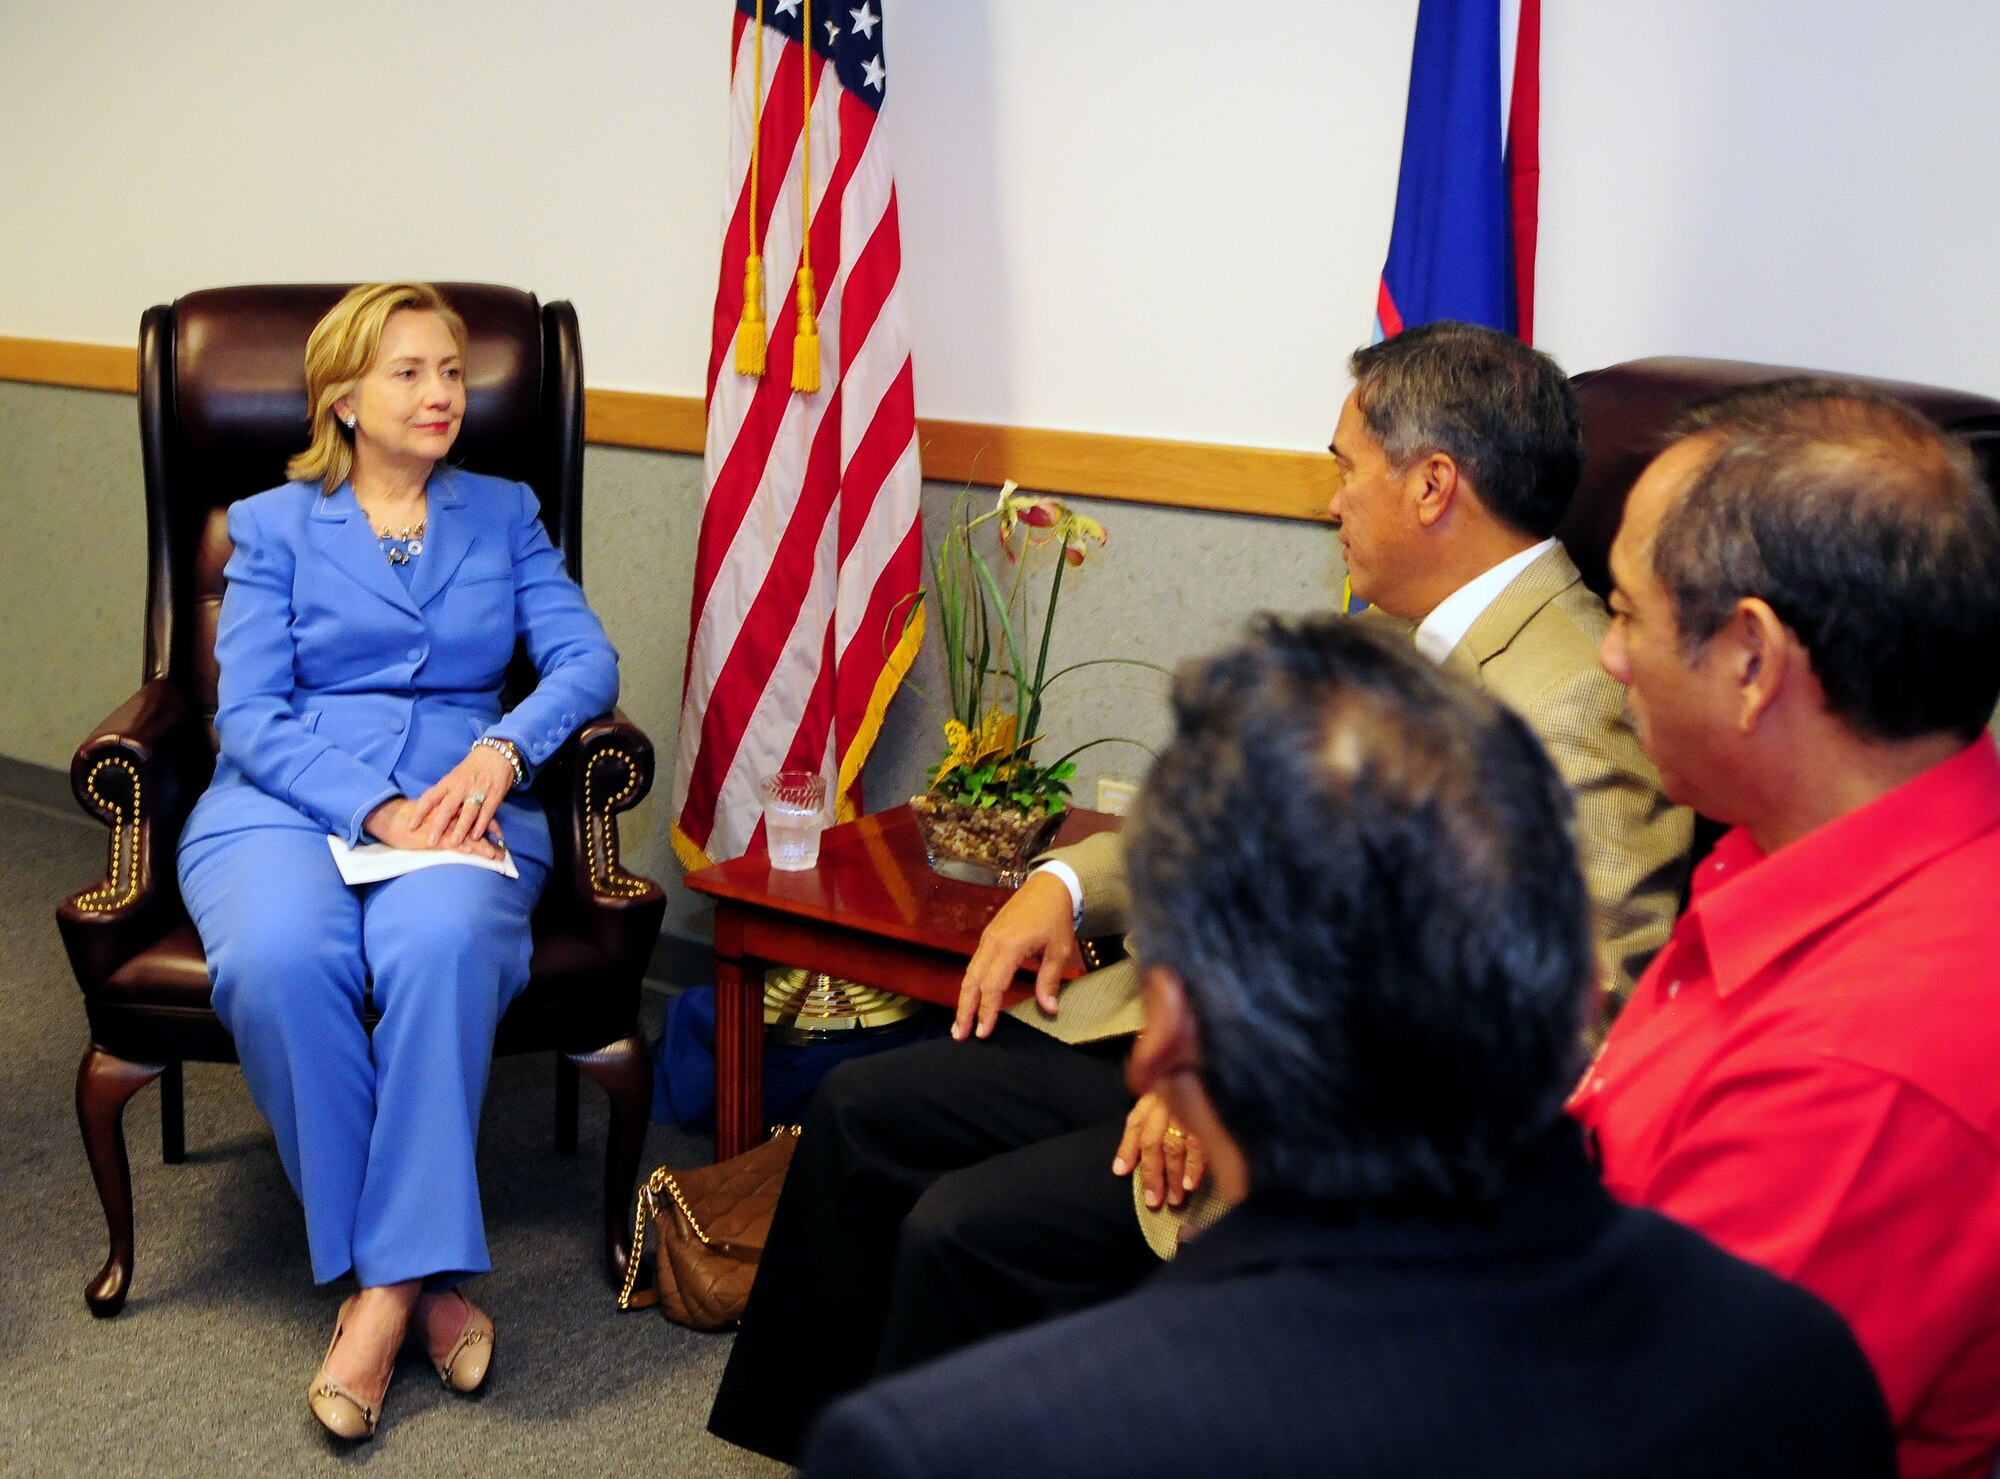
[181, 467, 619, 871]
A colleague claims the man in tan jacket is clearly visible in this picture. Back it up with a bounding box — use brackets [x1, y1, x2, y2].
[709, 323, 1690, 1466]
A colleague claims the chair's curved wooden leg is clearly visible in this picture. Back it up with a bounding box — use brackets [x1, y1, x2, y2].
[75, 1044, 165, 1317]
[566, 1035, 652, 1290]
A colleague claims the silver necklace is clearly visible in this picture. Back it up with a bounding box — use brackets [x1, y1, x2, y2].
[371, 517, 426, 565]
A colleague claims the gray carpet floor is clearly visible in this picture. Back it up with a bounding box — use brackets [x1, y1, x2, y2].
[0, 792, 789, 1477]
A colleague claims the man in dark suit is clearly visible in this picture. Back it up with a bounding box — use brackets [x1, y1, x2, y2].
[800, 614, 1892, 1479]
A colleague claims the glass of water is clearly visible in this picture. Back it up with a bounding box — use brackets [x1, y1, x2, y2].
[761, 770, 828, 871]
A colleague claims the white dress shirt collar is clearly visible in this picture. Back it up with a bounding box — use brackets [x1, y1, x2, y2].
[1412, 537, 1559, 667]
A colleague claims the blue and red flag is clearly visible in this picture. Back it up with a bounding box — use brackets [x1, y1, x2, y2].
[1374, 0, 1541, 343]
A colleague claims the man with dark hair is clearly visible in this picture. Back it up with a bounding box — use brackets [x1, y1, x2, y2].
[1327, 321, 1687, 1006]
[1574, 379, 2000, 1479]
[1345, 316, 1584, 544]
[801, 616, 1891, 1479]
[710, 323, 1689, 1466]
[1104, 319, 1685, 1253]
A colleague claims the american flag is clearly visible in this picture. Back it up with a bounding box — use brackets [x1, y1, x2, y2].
[670, 0, 924, 868]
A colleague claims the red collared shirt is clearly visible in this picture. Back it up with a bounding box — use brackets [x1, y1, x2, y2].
[1570, 739, 2000, 1479]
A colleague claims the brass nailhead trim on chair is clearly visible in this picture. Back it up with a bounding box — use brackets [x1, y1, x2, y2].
[583, 747, 649, 898]
[76, 755, 142, 912]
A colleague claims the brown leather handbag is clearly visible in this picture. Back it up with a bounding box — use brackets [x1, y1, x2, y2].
[617, 1126, 800, 1330]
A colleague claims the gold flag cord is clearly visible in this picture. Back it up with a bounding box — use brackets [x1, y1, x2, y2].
[735, 0, 769, 376]
[791, 0, 822, 392]
[734, 0, 821, 392]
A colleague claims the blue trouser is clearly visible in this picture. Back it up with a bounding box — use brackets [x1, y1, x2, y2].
[179, 828, 545, 1287]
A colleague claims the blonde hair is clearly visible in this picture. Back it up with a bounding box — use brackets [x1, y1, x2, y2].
[286, 282, 470, 493]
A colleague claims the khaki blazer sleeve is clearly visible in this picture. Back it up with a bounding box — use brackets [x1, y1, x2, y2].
[1041, 829, 1132, 940]
[1005, 829, 1146, 1043]
[1464, 564, 1692, 1012]
[1510, 655, 1691, 1008]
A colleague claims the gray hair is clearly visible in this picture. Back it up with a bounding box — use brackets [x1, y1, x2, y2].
[1124, 614, 1593, 1212]
[1348, 320, 1584, 539]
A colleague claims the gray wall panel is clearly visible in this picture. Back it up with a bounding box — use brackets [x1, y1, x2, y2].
[1, 380, 1346, 961]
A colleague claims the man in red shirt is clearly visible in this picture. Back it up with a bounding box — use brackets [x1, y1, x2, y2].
[1571, 380, 2000, 1478]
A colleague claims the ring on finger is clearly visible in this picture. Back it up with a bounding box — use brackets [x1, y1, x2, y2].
[1163, 1126, 1186, 1142]
[467, 792, 488, 806]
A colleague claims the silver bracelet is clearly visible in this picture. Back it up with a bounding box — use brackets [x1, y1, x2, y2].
[474, 735, 528, 788]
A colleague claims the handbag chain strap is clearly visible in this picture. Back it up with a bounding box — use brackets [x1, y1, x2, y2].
[617, 1169, 670, 1310]
[661, 1167, 714, 1244]
[616, 1126, 803, 1311]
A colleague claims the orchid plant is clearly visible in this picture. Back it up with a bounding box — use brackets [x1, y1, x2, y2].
[912, 481, 1140, 817]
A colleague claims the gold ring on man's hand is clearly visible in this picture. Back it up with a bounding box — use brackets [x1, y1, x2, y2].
[1163, 1126, 1186, 1141]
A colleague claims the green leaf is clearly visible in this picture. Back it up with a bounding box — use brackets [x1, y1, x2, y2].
[968, 549, 1030, 722]
[1023, 537, 1065, 742]
[917, 483, 1171, 823]
[1041, 655, 1174, 687]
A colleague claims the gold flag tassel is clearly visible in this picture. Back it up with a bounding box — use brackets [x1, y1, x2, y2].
[792, 268, 820, 394]
[791, 0, 822, 393]
[735, 0, 769, 377]
[737, 256, 767, 376]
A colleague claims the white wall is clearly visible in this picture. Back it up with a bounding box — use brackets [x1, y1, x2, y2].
[3, 0, 1998, 451]
[1537, 2, 2000, 396]
[0, 0, 738, 396]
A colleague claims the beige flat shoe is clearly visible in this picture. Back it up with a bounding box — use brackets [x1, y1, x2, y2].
[308, 1295, 389, 1441]
[425, 1291, 495, 1393]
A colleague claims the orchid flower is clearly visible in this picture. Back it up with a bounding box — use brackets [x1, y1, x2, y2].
[918, 479, 1127, 816]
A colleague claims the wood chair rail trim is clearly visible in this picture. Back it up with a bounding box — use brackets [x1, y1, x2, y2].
[0, 334, 1334, 522]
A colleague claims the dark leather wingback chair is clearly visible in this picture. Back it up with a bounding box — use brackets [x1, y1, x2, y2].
[1559, 356, 2000, 601]
[55, 284, 666, 1316]
[1553, 356, 2000, 875]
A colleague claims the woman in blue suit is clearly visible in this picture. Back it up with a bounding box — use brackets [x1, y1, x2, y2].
[176, 283, 619, 1440]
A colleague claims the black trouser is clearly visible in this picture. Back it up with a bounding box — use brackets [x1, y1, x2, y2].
[706, 1018, 1154, 1464]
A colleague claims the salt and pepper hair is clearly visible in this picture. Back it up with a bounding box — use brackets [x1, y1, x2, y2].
[287, 282, 469, 495]
[1124, 614, 1594, 1213]
[1348, 320, 1585, 540]
[1656, 378, 2000, 743]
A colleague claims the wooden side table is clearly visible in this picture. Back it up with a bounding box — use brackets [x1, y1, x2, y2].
[684, 804, 1115, 1158]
